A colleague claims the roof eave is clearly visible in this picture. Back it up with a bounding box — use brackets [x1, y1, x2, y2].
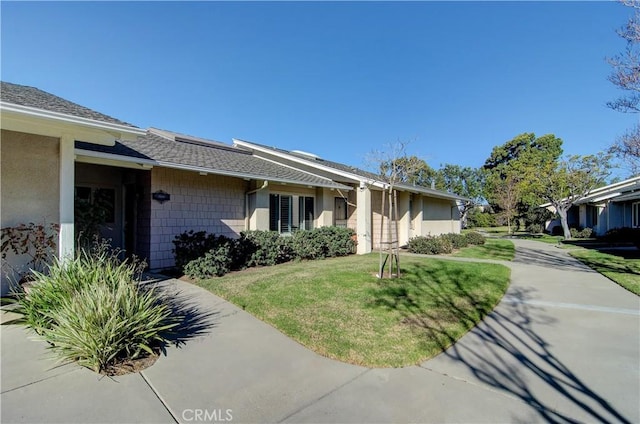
[235, 139, 370, 184]
[0, 101, 145, 138]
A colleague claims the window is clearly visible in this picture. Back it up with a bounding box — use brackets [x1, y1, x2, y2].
[74, 186, 116, 224]
[633, 202, 639, 228]
[334, 197, 348, 227]
[270, 194, 314, 233]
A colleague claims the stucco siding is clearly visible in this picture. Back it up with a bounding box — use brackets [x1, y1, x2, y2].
[148, 168, 247, 270]
[1, 130, 60, 294]
[422, 196, 461, 236]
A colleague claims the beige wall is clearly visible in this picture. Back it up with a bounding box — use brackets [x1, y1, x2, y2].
[422, 196, 461, 235]
[148, 168, 248, 270]
[1, 130, 60, 294]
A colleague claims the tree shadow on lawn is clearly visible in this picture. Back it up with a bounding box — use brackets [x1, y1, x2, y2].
[570, 247, 640, 278]
[370, 262, 633, 424]
[460, 242, 514, 261]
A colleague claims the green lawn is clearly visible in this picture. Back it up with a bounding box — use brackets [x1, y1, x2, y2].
[453, 239, 515, 261]
[468, 227, 565, 245]
[569, 248, 640, 296]
[195, 254, 510, 367]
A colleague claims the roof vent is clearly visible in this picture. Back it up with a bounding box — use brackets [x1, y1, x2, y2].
[291, 150, 321, 160]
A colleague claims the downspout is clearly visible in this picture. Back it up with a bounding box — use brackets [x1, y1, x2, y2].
[245, 181, 269, 231]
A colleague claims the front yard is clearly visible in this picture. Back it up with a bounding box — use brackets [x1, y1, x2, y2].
[195, 254, 510, 367]
[453, 238, 515, 261]
[569, 248, 640, 296]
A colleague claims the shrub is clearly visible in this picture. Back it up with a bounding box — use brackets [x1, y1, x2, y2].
[240, 230, 293, 267]
[291, 227, 356, 260]
[466, 210, 496, 228]
[173, 231, 234, 271]
[184, 244, 234, 278]
[464, 231, 486, 245]
[569, 227, 594, 239]
[601, 227, 640, 246]
[577, 228, 593, 239]
[440, 233, 469, 250]
[14, 245, 178, 373]
[525, 223, 543, 234]
[407, 236, 453, 255]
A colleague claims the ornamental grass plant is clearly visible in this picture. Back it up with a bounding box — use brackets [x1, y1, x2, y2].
[13, 242, 179, 373]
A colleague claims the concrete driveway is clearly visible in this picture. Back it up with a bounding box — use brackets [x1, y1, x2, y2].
[1, 239, 638, 423]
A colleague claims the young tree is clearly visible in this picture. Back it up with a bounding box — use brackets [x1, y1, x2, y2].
[607, 0, 640, 172]
[370, 141, 422, 278]
[538, 154, 611, 239]
[380, 155, 437, 187]
[493, 172, 521, 235]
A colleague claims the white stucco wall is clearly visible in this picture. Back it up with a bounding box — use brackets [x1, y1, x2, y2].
[421, 196, 461, 236]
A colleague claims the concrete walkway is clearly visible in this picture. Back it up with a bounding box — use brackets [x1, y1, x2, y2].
[1, 239, 638, 423]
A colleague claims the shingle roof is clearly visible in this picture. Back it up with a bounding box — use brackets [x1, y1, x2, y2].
[234, 139, 469, 201]
[76, 129, 350, 189]
[0, 81, 138, 128]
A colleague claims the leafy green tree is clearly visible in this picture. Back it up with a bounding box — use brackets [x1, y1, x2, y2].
[538, 154, 611, 239]
[434, 164, 486, 224]
[483, 133, 563, 220]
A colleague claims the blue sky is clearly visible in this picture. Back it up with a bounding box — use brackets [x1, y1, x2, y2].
[1, 1, 637, 174]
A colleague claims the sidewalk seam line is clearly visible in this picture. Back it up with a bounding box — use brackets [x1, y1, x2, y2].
[140, 371, 179, 424]
[276, 368, 372, 423]
[0, 367, 81, 394]
[417, 364, 533, 407]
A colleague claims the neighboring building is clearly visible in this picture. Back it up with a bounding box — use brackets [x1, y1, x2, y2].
[544, 176, 640, 235]
[1, 82, 466, 294]
[233, 139, 468, 253]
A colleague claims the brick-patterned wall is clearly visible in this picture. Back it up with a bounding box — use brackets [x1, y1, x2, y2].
[149, 168, 248, 270]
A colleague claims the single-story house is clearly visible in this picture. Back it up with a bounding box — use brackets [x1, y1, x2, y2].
[233, 139, 467, 252]
[1, 81, 466, 295]
[543, 176, 640, 235]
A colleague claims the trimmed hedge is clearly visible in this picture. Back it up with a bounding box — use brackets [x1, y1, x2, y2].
[441, 233, 469, 249]
[464, 231, 486, 245]
[291, 226, 356, 260]
[407, 236, 453, 255]
[241, 230, 294, 267]
[178, 227, 357, 279]
[183, 244, 233, 278]
[570, 227, 593, 239]
[408, 232, 486, 255]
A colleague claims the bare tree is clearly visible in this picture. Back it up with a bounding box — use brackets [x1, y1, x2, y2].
[607, 0, 640, 172]
[368, 140, 423, 279]
[611, 123, 640, 174]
